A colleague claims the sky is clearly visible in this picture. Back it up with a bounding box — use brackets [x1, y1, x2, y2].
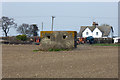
[2, 2, 118, 36]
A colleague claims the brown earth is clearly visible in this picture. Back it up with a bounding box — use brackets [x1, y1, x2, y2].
[2, 44, 118, 78]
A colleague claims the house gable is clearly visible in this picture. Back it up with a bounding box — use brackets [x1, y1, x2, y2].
[82, 27, 92, 38]
[92, 27, 102, 38]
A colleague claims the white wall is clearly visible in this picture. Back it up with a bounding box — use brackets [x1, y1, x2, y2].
[92, 27, 102, 38]
[82, 27, 92, 38]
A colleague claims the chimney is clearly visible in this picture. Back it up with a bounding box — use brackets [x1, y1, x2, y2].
[92, 22, 98, 26]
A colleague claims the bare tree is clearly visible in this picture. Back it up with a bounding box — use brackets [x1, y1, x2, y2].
[17, 23, 30, 36]
[0, 16, 17, 37]
[17, 23, 39, 37]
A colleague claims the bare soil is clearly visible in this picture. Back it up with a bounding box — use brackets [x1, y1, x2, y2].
[2, 44, 118, 78]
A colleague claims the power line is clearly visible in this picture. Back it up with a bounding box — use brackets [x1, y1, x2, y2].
[6, 16, 117, 19]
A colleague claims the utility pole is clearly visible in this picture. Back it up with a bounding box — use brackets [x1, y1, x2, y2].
[42, 22, 43, 31]
[51, 16, 55, 31]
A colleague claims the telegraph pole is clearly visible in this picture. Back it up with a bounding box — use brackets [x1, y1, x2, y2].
[51, 16, 55, 31]
[42, 22, 43, 31]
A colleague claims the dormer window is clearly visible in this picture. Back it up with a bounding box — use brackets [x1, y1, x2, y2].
[86, 32, 89, 35]
[96, 32, 98, 35]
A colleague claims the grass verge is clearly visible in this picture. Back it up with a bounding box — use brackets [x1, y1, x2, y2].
[33, 50, 40, 52]
[33, 49, 71, 52]
[92, 43, 120, 46]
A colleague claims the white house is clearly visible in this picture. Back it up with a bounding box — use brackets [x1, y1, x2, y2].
[78, 22, 114, 38]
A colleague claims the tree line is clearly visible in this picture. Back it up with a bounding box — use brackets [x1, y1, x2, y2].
[0, 16, 39, 37]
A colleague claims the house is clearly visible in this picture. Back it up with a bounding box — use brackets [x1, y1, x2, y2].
[78, 22, 114, 38]
[40, 31, 77, 49]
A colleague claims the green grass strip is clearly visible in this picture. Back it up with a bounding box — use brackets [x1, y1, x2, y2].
[33, 50, 40, 52]
[92, 43, 120, 46]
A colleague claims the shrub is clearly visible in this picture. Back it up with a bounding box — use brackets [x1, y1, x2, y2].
[16, 35, 27, 41]
[48, 49, 70, 51]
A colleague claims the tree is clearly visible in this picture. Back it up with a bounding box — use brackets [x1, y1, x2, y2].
[17, 23, 39, 37]
[30, 24, 39, 36]
[17, 23, 30, 36]
[0, 16, 17, 37]
[101, 24, 110, 26]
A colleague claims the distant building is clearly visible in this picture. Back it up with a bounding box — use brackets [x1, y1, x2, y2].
[113, 37, 120, 43]
[78, 22, 114, 38]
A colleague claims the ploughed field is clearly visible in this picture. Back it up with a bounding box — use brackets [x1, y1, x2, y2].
[2, 44, 118, 78]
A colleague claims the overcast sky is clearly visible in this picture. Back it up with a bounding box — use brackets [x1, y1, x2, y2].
[2, 2, 118, 36]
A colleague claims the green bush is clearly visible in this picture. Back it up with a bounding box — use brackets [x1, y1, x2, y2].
[16, 35, 27, 41]
[48, 49, 70, 51]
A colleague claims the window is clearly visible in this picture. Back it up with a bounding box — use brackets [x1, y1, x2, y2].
[63, 35, 68, 39]
[47, 36, 50, 39]
[96, 32, 98, 35]
[86, 32, 89, 35]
